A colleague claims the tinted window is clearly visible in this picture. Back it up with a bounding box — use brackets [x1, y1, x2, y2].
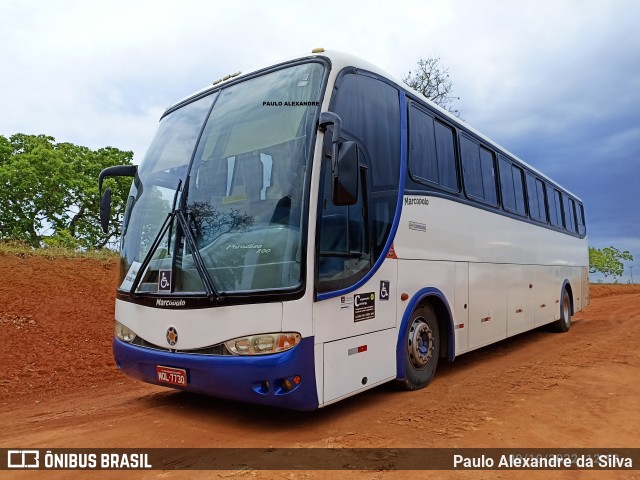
[548, 186, 563, 227]
[317, 164, 369, 292]
[563, 195, 577, 233]
[409, 107, 458, 191]
[526, 173, 547, 222]
[434, 120, 458, 190]
[409, 107, 437, 184]
[461, 136, 497, 205]
[480, 147, 498, 205]
[333, 74, 399, 190]
[500, 156, 526, 216]
[331, 72, 400, 263]
[577, 203, 586, 236]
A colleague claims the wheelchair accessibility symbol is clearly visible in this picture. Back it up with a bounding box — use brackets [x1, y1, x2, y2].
[159, 269, 172, 292]
[379, 280, 390, 301]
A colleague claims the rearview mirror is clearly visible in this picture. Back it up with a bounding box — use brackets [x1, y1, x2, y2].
[100, 188, 112, 233]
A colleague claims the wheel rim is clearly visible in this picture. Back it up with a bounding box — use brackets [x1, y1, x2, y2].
[408, 317, 434, 369]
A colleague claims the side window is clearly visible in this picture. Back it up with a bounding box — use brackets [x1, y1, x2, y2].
[499, 157, 516, 211]
[526, 173, 547, 222]
[409, 107, 459, 191]
[461, 135, 497, 205]
[479, 147, 497, 205]
[500, 156, 526, 216]
[332, 73, 399, 190]
[409, 107, 437, 184]
[577, 203, 586, 236]
[317, 163, 369, 293]
[332, 73, 399, 262]
[548, 185, 563, 228]
[434, 120, 458, 190]
[563, 195, 577, 233]
[535, 178, 547, 223]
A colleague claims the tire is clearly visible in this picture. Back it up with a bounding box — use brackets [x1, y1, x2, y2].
[552, 289, 572, 333]
[400, 304, 440, 390]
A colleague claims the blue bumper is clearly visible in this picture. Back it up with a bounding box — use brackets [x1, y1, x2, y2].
[113, 336, 319, 411]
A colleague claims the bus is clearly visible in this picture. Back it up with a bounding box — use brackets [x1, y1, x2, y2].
[98, 49, 589, 410]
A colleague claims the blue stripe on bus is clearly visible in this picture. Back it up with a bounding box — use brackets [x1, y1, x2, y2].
[395, 287, 455, 380]
[317, 90, 408, 301]
[113, 336, 319, 411]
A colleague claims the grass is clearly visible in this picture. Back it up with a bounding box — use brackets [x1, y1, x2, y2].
[0, 240, 119, 262]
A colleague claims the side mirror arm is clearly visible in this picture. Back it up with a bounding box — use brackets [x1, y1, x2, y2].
[98, 165, 137, 234]
[318, 111, 342, 177]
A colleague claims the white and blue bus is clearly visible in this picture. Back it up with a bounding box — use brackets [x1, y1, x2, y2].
[99, 49, 589, 410]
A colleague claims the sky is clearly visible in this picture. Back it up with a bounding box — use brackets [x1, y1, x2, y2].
[1, 0, 638, 281]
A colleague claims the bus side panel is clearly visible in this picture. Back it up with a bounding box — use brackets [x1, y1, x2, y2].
[534, 266, 556, 327]
[323, 328, 396, 404]
[581, 266, 590, 310]
[454, 262, 469, 355]
[507, 264, 535, 336]
[312, 261, 398, 344]
[468, 263, 508, 350]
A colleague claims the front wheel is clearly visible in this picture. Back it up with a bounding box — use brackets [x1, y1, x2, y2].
[552, 289, 572, 332]
[400, 304, 440, 390]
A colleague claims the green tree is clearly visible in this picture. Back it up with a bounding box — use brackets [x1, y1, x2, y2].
[402, 57, 461, 117]
[589, 246, 634, 278]
[0, 133, 133, 249]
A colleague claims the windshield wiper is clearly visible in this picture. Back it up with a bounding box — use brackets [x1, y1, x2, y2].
[175, 208, 221, 301]
[128, 177, 222, 302]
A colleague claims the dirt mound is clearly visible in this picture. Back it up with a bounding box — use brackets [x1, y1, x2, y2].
[0, 254, 120, 404]
[589, 283, 640, 298]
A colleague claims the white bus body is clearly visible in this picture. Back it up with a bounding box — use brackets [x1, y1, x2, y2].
[105, 50, 588, 410]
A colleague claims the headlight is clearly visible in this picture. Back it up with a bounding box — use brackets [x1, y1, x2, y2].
[115, 321, 137, 342]
[225, 332, 301, 355]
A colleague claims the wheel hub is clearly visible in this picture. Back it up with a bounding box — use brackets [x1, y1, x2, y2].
[408, 317, 434, 369]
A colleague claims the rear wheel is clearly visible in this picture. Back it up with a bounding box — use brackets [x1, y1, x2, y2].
[552, 289, 572, 332]
[401, 304, 440, 390]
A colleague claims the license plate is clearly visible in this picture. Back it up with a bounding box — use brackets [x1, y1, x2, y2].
[156, 365, 188, 386]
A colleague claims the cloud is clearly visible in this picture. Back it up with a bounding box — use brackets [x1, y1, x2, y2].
[0, 0, 638, 256]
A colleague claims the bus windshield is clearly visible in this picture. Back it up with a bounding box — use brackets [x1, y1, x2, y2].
[119, 62, 325, 296]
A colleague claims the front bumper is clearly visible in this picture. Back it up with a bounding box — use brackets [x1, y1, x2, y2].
[113, 336, 318, 410]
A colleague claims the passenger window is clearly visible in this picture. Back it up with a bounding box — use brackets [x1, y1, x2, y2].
[577, 203, 586, 235]
[548, 186, 563, 227]
[563, 196, 577, 233]
[409, 105, 458, 192]
[500, 157, 526, 215]
[526, 173, 547, 222]
[461, 135, 497, 205]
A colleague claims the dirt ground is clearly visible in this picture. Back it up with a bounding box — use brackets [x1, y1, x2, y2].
[1, 254, 639, 480]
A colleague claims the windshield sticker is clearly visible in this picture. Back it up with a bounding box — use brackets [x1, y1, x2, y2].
[354, 292, 375, 322]
[119, 261, 141, 290]
[158, 270, 172, 292]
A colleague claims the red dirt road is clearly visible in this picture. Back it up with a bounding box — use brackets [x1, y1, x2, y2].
[1, 254, 639, 479]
